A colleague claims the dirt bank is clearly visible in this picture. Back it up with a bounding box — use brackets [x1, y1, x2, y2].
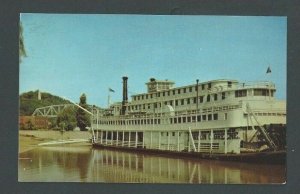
[18, 130, 92, 154]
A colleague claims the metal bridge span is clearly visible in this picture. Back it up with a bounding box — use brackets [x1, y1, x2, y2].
[32, 104, 98, 118]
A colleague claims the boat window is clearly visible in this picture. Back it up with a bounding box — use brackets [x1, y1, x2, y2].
[222, 92, 226, 100]
[207, 95, 211, 102]
[157, 93, 160, 97]
[174, 118, 177, 124]
[163, 92, 165, 96]
[187, 98, 190, 104]
[192, 116, 196, 122]
[202, 115, 207, 121]
[143, 104, 145, 109]
[164, 101, 167, 105]
[183, 117, 186, 123]
[202, 84, 205, 90]
[189, 87, 192, 92]
[137, 96, 140, 100]
[141, 95, 144, 100]
[178, 89, 181, 94]
[170, 118, 173, 124]
[197, 115, 201, 122]
[199, 96, 204, 103]
[193, 97, 196, 104]
[208, 83, 211, 89]
[228, 81, 232, 88]
[181, 99, 184, 105]
[254, 89, 273, 96]
[213, 113, 218, 120]
[187, 116, 191, 122]
[158, 119, 161, 124]
[183, 88, 186, 93]
[175, 100, 178, 106]
[169, 100, 173, 106]
[172, 132, 175, 136]
[150, 94, 153, 98]
[146, 94, 148, 99]
[214, 94, 218, 101]
[208, 114, 212, 121]
[173, 90, 175, 95]
[235, 89, 247, 97]
[167, 91, 170, 96]
[178, 117, 181, 123]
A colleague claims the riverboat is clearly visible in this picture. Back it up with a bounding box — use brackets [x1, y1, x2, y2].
[91, 77, 286, 164]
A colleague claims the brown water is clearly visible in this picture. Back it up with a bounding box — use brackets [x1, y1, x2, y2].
[18, 146, 286, 183]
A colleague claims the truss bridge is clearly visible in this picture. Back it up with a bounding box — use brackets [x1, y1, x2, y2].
[32, 104, 77, 118]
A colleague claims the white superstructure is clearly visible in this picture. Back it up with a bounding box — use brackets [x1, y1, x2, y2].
[92, 77, 286, 154]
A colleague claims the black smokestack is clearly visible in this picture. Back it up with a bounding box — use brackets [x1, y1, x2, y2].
[121, 76, 128, 115]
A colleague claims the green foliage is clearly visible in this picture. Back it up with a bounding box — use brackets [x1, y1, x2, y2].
[19, 90, 71, 116]
[76, 94, 91, 131]
[56, 106, 77, 131]
[19, 22, 27, 62]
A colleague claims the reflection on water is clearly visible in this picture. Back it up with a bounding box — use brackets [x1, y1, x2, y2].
[19, 147, 286, 183]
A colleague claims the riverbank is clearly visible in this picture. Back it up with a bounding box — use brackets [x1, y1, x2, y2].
[19, 135, 50, 153]
[19, 130, 92, 154]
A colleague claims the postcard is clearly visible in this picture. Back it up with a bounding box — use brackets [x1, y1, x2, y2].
[19, 14, 286, 183]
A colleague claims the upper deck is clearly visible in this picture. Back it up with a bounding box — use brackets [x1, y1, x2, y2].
[106, 78, 278, 116]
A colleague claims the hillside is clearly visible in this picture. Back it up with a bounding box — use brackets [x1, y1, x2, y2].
[19, 90, 72, 116]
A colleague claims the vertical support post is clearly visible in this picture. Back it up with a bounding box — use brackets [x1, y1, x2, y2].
[105, 130, 108, 145]
[128, 131, 131, 147]
[167, 132, 170, 151]
[135, 131, 138, 148]
[177, 131, 180, 151]
[246, 113, 249, 142]
[198, 130, 201, 152]
[100, 131, 103, 144]
[122, 131, 124, 147]
[96, 109, 99, 140]
[158, 132, 161, 150]
[150, 131, 153, 149]
[210, 129, 214, 153]
[116, 131, 119, 146]
[142, 132, 145, 148]
[188, 133, 191, 152]
[224, 128, 228, 154]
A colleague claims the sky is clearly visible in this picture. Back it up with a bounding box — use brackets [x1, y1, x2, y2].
[20, 14, 287, 107]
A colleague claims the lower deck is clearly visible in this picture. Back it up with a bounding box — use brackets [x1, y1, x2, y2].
[92, 128, 241, 154]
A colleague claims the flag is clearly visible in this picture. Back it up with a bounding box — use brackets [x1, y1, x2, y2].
[109, 88, 115, 92]
[266, 66, 271, 74]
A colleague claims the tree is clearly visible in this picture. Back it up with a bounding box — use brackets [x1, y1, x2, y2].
[56, 106, 77, 131]
[76, 94, 91, 131]
[19, 22, 27, 62]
